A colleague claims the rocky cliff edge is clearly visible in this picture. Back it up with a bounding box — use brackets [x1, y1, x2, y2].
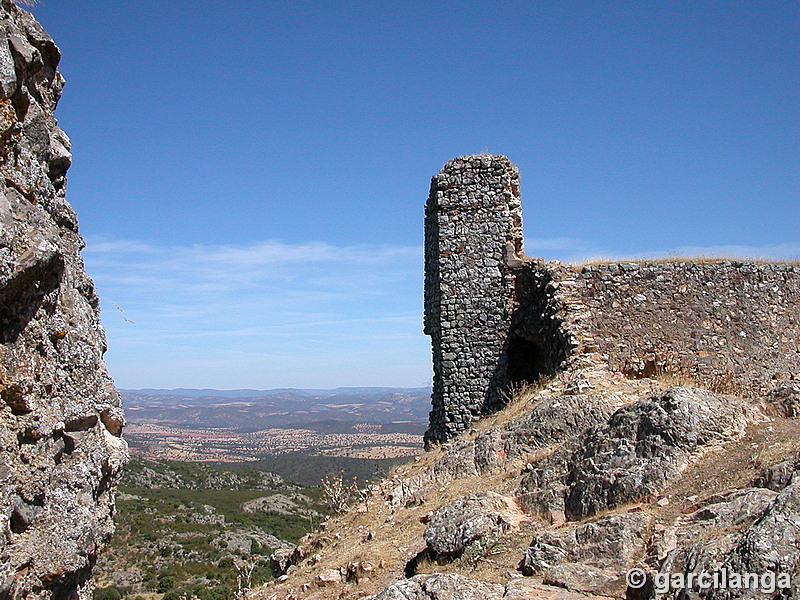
[0, 2, 128, 598]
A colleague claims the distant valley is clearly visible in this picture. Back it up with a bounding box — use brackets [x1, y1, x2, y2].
[122, 387, 431, 462]
[94, 388, 434, 598]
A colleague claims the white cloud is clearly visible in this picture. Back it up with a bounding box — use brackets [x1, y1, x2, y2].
[84, 235, 798, 389]
[82, 237, 429, 389]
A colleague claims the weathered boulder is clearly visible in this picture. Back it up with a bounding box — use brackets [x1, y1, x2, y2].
[751, 451, 800, 492]
[0, 2, 127, 598]
[657, 479, 800, 600]
[656, 487, 778, 581]
[543, 563, 620, 593]
[369, 573, 505, 600]
[390, 393, 614, 508]
[269, 547, 294, 578]
[504, 577, 617, 600]
[518, 387, 754, 521]
[521, 512, 652, 584]
[314, 568, 342, 587]
[424, 491, 524, 556]
[763, 385, 800, 419]
[388, 438, 478, 508]
[474, 393, 616, 473]
[716, 478, 800, 598]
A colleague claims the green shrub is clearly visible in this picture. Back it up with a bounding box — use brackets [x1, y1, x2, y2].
[156, 575, 176, 593]
[93, 588, 122, 600]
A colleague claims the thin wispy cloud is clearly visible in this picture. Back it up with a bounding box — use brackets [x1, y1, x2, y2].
[83, 237, 429, 389]
[84, 235, 799, 389]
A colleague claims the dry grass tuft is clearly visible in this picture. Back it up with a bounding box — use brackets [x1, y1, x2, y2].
[570, 255, 800, 268]
[648, 367, 755, 399]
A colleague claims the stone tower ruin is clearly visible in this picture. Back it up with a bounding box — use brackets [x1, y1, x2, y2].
[424, 154, 800, 446]
[423, 155, 527, 446]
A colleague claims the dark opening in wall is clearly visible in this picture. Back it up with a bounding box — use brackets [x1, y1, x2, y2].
[507, 337, 548, 386]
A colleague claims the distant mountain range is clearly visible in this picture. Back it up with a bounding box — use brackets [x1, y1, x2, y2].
[122, 387, 431, 398]
[121, 387, 432, 432]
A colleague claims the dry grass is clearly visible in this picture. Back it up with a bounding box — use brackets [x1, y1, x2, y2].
[654, 417, 800, 525]
[647, 369, 702, 389]
[646, 367, 756, 399]
[570, 255, 800, 269]
[414, 528, 535, 584]
[473, 376, 561, 434]
[253, 373, 800, 600]
[253, 380, 568, 600]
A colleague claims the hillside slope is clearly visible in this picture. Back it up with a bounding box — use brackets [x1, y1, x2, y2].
[253, 367, 800, 600]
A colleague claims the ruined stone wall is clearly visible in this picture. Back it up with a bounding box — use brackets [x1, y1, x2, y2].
[540, 261, 800, 393]
[0, 3, 128, 598]
[424, 154, 800, 443]
[423, 155, 525, 446]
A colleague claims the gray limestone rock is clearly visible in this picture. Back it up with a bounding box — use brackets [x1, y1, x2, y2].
[716, 479, 800, 598]
[518, 387, 753, 521]
[543, 563, 620, 593]
[521, 512, 652, 579]
[474, 393, 616, 473]
[751, 451, 800, 492]
[764, 385, 800, 419]
[0, 2, 127, 598]
[269, 547, 294, 578]
[369, 573, 505, 600]
[657, 488, 778, 582]
[423, 492, 521, 556]
[657, 480, 800, 600]
[390, 393, 614, 509]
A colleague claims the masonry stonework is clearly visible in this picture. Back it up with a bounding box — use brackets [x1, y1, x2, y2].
[423, 155, 526, 446]
[542, 261, 800, 391]
[424, 155, 800, 444]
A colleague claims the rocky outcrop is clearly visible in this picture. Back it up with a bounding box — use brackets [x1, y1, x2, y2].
[764, 385, 800, 419]
[369, 573, 625, 600]
[474, 392, 616, 474]
[258, 375, 800, 600]
[389, 392, 614, 508]
[370, 573, 506, 600]
[751, 451, 800, 492]
[518, 387, 755, 522]
[0, 2, 127, 598]
[521, 512, 652, 592]
[423, 492, 524, 557]
[657, 476, 800, 599]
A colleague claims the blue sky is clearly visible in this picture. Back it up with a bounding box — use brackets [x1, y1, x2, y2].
[30, 0, 799, 389]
